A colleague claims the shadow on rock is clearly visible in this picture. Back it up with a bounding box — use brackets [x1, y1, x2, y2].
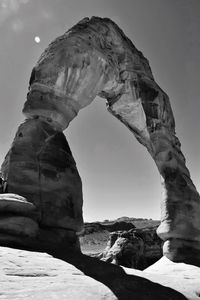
[50, 248, 187, 300]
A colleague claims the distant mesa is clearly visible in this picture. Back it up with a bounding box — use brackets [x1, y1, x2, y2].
[83, 220, 136, 235]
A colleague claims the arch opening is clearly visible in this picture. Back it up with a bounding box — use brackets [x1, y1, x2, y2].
[66, 95, 162, 223]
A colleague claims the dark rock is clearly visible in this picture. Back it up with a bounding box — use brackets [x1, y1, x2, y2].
[82, 221, 135, 235]
[0, 193, 37, 218]
[1, 119, 83, 232]
[0, 216, 39, 238]
[0, 119, 83, 251]
[102, 221, 136, 232]
[101, 227, 162, 269]
[82, 222, 105, 235]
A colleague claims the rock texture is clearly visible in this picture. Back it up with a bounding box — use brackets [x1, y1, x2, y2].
[101, 227, 162, 269]
[0, 16, 200, 265]
[124, 256, 200, 300]
[0, 120, 83, 252]
[1, 119, 83, 231]
[0, 247, 116, 300]
[1, 246, 195, 300]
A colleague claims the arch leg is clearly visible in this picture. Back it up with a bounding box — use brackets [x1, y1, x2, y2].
[107, 76, 200, 266]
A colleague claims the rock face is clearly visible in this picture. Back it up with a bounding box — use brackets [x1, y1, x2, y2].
[101, 227, 162, 269]
[0, 119, 83, 252]
[0, 16, 200, 265]
[1, 119, 83, 232]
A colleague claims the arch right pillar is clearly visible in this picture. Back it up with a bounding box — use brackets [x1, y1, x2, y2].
[107, 75, 200, 266]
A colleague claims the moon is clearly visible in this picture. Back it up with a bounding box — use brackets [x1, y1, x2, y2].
[34, 36, 41, 43]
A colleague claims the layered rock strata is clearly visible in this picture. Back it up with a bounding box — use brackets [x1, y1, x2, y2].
[0, 119, 83, 252]
[0, 17, 200, 265]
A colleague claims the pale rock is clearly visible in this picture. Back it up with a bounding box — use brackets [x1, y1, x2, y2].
[0, 246, 192, 300]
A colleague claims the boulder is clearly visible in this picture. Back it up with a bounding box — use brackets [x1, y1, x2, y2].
[101, 227, 162, 269]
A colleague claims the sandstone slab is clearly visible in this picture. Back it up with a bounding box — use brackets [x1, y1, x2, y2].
[0, 247, 116, 300]
[124, 256, 200, 300]
[1, 246, 199, 299]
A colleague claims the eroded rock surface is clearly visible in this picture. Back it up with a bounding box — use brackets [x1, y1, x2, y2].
[1, 246, 193, 300]
[0, 247, 116, 300]
[101, 227, 162, 269]
[1, 119, 83, 232]
[0, 120, 83, 252]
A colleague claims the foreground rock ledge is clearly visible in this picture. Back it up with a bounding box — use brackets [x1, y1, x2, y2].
[1, 247, 199, 300]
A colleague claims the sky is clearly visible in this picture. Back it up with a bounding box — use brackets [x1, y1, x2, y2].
[0, 0, 199, 222]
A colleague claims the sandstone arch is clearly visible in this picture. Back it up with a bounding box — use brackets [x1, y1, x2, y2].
[0, 17, 200, 266]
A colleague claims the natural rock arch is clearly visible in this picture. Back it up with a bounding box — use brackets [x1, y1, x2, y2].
[0, 17, 200, 266]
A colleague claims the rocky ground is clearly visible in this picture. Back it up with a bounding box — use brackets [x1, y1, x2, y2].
[1, 218, 200, 299]
[0, 246, 116, 300]
[1, 246, 200, 300]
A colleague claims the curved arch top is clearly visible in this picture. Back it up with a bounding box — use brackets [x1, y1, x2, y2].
[23, 17, 174, 147]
